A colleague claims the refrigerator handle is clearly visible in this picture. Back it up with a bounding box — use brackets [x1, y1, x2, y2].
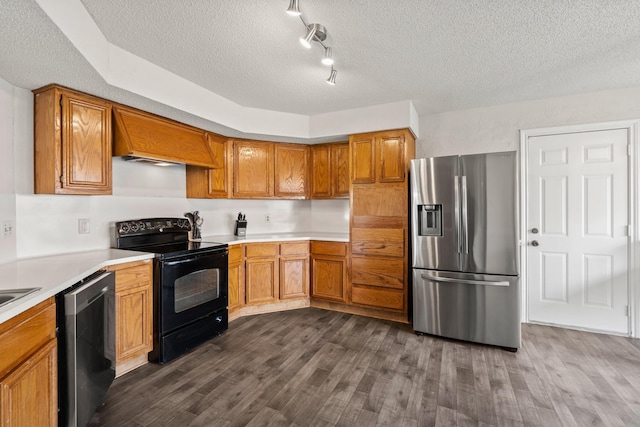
[454, 175, 461, 253]
[462, 175, 469, 254]
[421, 273, 509, 287]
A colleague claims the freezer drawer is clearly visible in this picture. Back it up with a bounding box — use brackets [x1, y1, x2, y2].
[412, 269, 521, 349]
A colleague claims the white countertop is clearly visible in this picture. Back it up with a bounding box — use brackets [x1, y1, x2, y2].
[0, 249, 154, 324]
[202, 232, 349, 245]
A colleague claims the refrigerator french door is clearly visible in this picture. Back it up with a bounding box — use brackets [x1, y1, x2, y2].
[410, 152, 520, 349]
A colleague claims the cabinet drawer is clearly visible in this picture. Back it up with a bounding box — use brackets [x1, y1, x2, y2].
[351, 256, 404, 290]
[351, 286, 404, 311]
[228, 244, 243, 264]
[280, 241, 309, 256]
[310, 241, 347, 257]
[351, 228, 404, 257]
[109, 261, 152, 291]
[0, 298, 56, 378]
[246, 243, 278, 258]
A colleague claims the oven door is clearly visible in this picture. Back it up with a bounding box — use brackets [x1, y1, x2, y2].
[158, 248, 228, 334]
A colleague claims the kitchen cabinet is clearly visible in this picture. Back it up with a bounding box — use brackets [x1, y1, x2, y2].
[349, 128, 415, 321]
[310, 241, 348, 303]
[233, 140, 274, 198]
[275, 144, 309, 199]
[310, 142, 349, 199]
[107, 260, 153, 377]
[245, 243, 279, 304]
[279, 242, 309, 300]
[34, 84, 112, 195]
[228, 244, 245, 315]
[350, 129, 412, 184]
[186, 133, 231, 198]
[0, 298, 57, 427]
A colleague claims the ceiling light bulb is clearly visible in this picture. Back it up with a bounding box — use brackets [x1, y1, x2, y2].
[326, 68, 337, 85]
[300, 25, 316, 48]
[322, 47, 334, 66]
[286, 0, 301, 16]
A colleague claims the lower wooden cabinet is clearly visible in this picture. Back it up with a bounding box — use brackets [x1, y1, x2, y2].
[0, 298, 57, 427]
[245, 243, 279, 305]
[310, 241, 348, 303]
[227, 244, 245, 315]
[279, 242, 309, 300]
[107, 260, 153, 377]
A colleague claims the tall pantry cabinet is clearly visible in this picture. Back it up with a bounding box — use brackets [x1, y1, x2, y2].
[349, 129, 415, 322]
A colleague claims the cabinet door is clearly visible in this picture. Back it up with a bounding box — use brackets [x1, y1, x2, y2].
[228, 245, 245, 312]
[275, 143, 308, 198]
[233, 140, 274, 198]
[311, 144, 331, 198]
[62, 92, 112, 194]
[311, 256, 347, 303]
[205, 133, 229, 198]
[0, 339, 57, 427]
[245, 258, 278, 304]
[350, 134, 375, 184]
[116, 285, 152, 363]
[377, 132, 405, 183]
[280, 256, 309, 300]
[332, 143, 350, 197]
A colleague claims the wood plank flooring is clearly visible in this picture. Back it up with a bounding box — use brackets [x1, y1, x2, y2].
[89, 308, 640, 426]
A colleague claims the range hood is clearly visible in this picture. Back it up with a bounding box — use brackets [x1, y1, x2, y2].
[112, 105, 219, 168]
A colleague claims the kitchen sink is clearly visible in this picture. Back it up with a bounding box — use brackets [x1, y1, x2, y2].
[0, 288, 41, 309]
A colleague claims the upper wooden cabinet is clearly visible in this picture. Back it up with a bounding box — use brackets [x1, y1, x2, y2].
[186, 133, 231, 198]
[350, 129, 414, 184]
[233, 139, 274, 198]
[34, 85, 112, 195]
[275, 143, 308, 199]
[113, 105, 217, 168]
[310, 142, 349, 199]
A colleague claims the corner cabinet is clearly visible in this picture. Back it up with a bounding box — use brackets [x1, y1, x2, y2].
[310, 142, 349, 199]
[0, 298, 57, 427]
[349, 129, 415, 323]
[107, 260, 153, 377]
[34, 85, 112, 195]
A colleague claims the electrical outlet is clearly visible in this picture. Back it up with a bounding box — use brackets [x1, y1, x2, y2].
[2, 220, 13, 239]
[78, 218, 90, 234]
[265, 214, 271, 223]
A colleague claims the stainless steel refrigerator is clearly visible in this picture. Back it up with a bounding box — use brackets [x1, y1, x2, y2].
[410, 151, 520, 349]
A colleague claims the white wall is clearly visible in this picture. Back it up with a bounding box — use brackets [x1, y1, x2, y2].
[0, 80, 19, 263]
[417, 86, 640, 157]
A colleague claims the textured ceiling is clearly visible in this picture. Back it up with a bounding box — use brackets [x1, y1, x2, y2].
[1, 0, 640, 131]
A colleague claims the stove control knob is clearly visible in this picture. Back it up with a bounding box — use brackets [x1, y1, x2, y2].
[121, 223, 130, 234]
[130, 223, 139, 232]
[139, 222, 146, 231]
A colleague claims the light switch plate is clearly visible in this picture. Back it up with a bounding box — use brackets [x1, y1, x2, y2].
[2, 220, 13, 239]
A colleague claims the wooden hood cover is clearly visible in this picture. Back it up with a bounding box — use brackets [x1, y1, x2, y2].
[112, 105, 217, 168]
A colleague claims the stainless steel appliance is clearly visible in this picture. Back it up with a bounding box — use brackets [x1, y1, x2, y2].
[56, 270, 115, 427]
[113, 218, 228, 363]
[410, 152, 520, 349]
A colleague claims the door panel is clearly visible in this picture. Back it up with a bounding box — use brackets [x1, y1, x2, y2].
[527, 128, 629, 334]
[460, 152, 519, 275]
[410, 156, 460, 271]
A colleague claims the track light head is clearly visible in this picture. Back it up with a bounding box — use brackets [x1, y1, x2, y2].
[286, 0, 301, 16]
[326, 68, 337, 85]
[300, 24, 327, 49]
[322, 47, 334, 66]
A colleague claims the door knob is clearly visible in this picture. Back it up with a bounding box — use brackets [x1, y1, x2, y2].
[531, 240, 539, 247]
[531, 228, 539, 234]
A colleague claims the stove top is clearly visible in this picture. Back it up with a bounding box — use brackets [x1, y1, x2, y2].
[112, 217, 227, 259]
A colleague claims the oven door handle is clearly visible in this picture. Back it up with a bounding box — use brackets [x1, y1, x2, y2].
[163, 258, 198, 267]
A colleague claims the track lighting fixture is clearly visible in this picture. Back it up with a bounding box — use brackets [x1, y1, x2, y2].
[286, 1, 338, 85]
[286, 0, 301, 16]
[326, 67, 337, 85]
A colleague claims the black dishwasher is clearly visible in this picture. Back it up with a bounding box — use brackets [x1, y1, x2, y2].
[56, 270, 115, 427]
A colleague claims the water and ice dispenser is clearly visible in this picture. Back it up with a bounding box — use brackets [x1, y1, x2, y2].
[418, 204, 442, 236]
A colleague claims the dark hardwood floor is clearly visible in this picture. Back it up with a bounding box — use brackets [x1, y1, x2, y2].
[89, 308, 640, 426]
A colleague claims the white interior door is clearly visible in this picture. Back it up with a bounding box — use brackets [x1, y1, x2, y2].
[527, 128, 629, 334]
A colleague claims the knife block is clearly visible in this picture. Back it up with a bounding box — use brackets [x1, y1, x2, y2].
[234, 220, 247, 237]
